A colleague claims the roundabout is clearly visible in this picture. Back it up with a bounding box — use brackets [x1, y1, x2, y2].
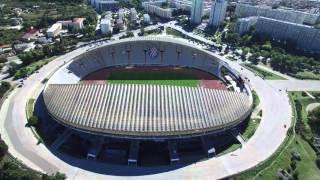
[0, 37, 292, 179]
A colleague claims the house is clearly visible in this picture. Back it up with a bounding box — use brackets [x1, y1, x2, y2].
[21, 28, 39, 42]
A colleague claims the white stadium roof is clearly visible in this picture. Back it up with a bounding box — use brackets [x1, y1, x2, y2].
[44, 84, 252, 138]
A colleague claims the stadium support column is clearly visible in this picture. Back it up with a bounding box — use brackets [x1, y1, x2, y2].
[87, 137, 105, 160]
[217, 63, 224, 80]
[168, 141, 179, 165]
[51, 129, 73, 151]
[128, 140, 140, 166]
[200, 136, 216, 158]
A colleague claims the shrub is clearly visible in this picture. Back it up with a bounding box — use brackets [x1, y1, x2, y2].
[28, 116, 39, 126]
[293, 171, 299, 180]
[290, 160, 297, 170]
[0, 138, 8, 160]
[316, 156, 320, 169]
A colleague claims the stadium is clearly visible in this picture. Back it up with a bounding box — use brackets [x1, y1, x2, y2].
[39, 37, 253, 166]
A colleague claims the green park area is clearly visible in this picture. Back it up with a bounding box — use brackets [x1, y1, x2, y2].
[243, 64, 287, 80]
[107, 71, 200, 87]
[239, 92, 320, 179]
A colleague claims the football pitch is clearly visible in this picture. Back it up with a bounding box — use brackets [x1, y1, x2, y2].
[107, 71, 200, 87]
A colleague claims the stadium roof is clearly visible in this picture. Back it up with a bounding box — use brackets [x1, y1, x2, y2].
[44, 84, 252, 138]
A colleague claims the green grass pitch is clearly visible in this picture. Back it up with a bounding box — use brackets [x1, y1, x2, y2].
[107, 71, 200, 87]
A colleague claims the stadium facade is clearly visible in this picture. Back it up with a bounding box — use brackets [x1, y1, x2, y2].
[42, 37, 253, 166]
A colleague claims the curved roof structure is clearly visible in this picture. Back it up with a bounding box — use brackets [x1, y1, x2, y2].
[44, 37, 253, 139]
[44, 84, 252, 138]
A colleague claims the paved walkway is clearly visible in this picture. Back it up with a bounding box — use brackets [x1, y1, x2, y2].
[1, 40, 314, 179]
[266, 80, 320, 91]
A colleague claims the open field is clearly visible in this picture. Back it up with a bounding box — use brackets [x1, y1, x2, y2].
[242, 64, 287, 80]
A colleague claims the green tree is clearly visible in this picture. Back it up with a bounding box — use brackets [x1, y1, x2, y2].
[308, 106, 320, 124]
[262, 41, 272, 51]
[28, 116, 39, 126]
[0, 136, 8, 161]
[0, 56, 7, 63]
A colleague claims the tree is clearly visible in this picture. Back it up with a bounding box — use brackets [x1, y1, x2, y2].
[139, 27, 145, 36]
[0, 56, 6, 63]
[248, 54, 259, 65]
[262, 41, 272, 51]
[0, 136, 8, 161]
[8, 62, 19, 76]
[308, 106, 320, 124]
[42, 172, 66, 180]
[28, 115, 39, 126]
[316, 156, 320, 169]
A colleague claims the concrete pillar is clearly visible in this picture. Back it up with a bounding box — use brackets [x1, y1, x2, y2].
[128, 140, 140, 166]
[51, 129, 73, 150]
[200, 136, 215, 158]
[86, 137, 105, 160]
[168, 141, 179, 165]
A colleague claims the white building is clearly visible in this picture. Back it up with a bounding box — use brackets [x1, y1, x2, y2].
[255, 17, 320, 53]
[90, 0, 119, 12]
[209, 0, 228, 27]
[47, 23, 62, 38]
[143, 14, 151, 24]
[235, 3, 320, 25]
[235, 17, 257, 35]
[116, 18, 124, 30]
[101, 18, 112, 34]
[142, 1, 173, 19]
[130, 8, 137, 22]
[190, 0, 203, 24]
[118, 8, 125, 20]
[169, 0, 212, 14]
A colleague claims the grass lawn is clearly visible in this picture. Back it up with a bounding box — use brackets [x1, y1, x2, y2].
[166, 27, 185, 38]
[107, 71, 200, 87]
[243, 64, 287, 80]
[217, 143, 241, 156]
[242, 118, 261, 141]
[26, 98, 35, 119]
[238, 92, 320, 179]
[291, 71, 320, 80]
[239, 135, 320, 180]
[15, 56, 57, 79]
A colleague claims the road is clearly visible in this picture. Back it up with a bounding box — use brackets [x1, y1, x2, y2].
[267, 80, 320, 91]
[0, 36, 319, 179]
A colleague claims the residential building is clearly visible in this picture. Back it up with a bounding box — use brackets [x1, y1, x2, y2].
[118, 8, 125, 20]
[235, 17, 257, 35]
[91, 0, 119, 12]
[21, 28, 39, 42]
[190, 0, 203, 24]
[169, 0, 212, 14]
[209, 0, 228, 27]
[255, 17, 320, 53]
[142, 1, 173, 19]
[235, 3, 320, 25]
[101, 18, 112, 34]
[130, 8, 137, 22]
[57, 18, 85, 31]
[73, 18, 85, 29]
[47, 23, 62, 38]
[116, 18, 124, 30]
[143, 14, 151, 24]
